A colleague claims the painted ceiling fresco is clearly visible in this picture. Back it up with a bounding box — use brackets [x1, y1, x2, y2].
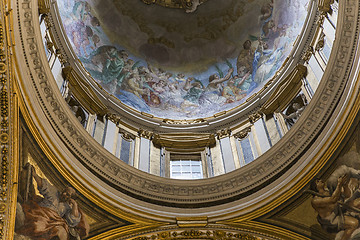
[58, 0, 309, 119]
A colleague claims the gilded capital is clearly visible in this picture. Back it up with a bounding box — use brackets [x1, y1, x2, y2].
[234, 127, 252, 140]
[119, 129, 136, 141]
[217, 128, 231, 139]
[248, 112, 262, 124]
[138, 129, 154, 140]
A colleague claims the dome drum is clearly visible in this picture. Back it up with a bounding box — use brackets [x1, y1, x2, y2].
[12, 0, 358, 222]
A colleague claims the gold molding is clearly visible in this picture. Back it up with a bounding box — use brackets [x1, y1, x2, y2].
[128, 228, 261, 240]
[220, 221, 311, 240]
[12, 0, 170, 226]
[301, 46, 314, 63]
[11, 1, 360, 238]
[176, 217, 208, 228]
[226, 66, 360, 223]
[1, 1, 17, 237]
[163, 118, 206, 125]
[315, 32, 325, 52]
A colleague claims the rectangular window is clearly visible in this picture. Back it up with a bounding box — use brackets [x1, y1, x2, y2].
[170, 154, 203, 180]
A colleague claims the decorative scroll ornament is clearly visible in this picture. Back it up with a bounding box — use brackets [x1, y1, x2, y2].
[217, 128, 231, 139]
[234, 127, 251, 140]
[107, 113, 121, 125]
[248, 112, 262, 124]
[119, 129, 136, 141]
[141, 0, 209, 13]
[138, 129, 154, 140]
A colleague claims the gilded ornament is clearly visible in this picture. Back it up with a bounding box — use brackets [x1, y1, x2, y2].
[248, 112, 262, 124]
[129, 229, 261, 239]
[217, 128, 231, 139]
[119, 129, 136, 141]
[0, 63, 5, 74]
[107, 113, 121, 125]
[0, 203, 5, 213]
[138, 129, 154, 140]
[318, 0, 334, 13]
[0, 133, 7, 144]
[163, 118, 206, 125]
[234, 127, 251, 140]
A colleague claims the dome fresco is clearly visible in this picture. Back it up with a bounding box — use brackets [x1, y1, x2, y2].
[58, 0, 309, 119]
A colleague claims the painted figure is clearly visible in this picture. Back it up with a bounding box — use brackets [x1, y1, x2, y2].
[237, 40, 255, 77]
[309, 161, 360, 240]
[311, 175, 359, 240]
[58, 0, 309, 119]
[199, 68, 234, 105]
[222, 77, 247, 103]
[102, 49, 128, 85]
[16, 164, 89, 240]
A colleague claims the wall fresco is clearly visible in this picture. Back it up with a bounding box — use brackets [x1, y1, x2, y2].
[58, 0, 309, 119]
[15, 155, 90, 240]
[309, 151, 360, 240]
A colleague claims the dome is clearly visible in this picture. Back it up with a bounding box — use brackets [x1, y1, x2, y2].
[57, 0, 309, 119]
[9, 0, 360, 239]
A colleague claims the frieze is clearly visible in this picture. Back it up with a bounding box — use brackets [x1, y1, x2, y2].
[131, 230, 260, 240]
[120, 225, 272, 240]
[15, 0, 360, 209]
